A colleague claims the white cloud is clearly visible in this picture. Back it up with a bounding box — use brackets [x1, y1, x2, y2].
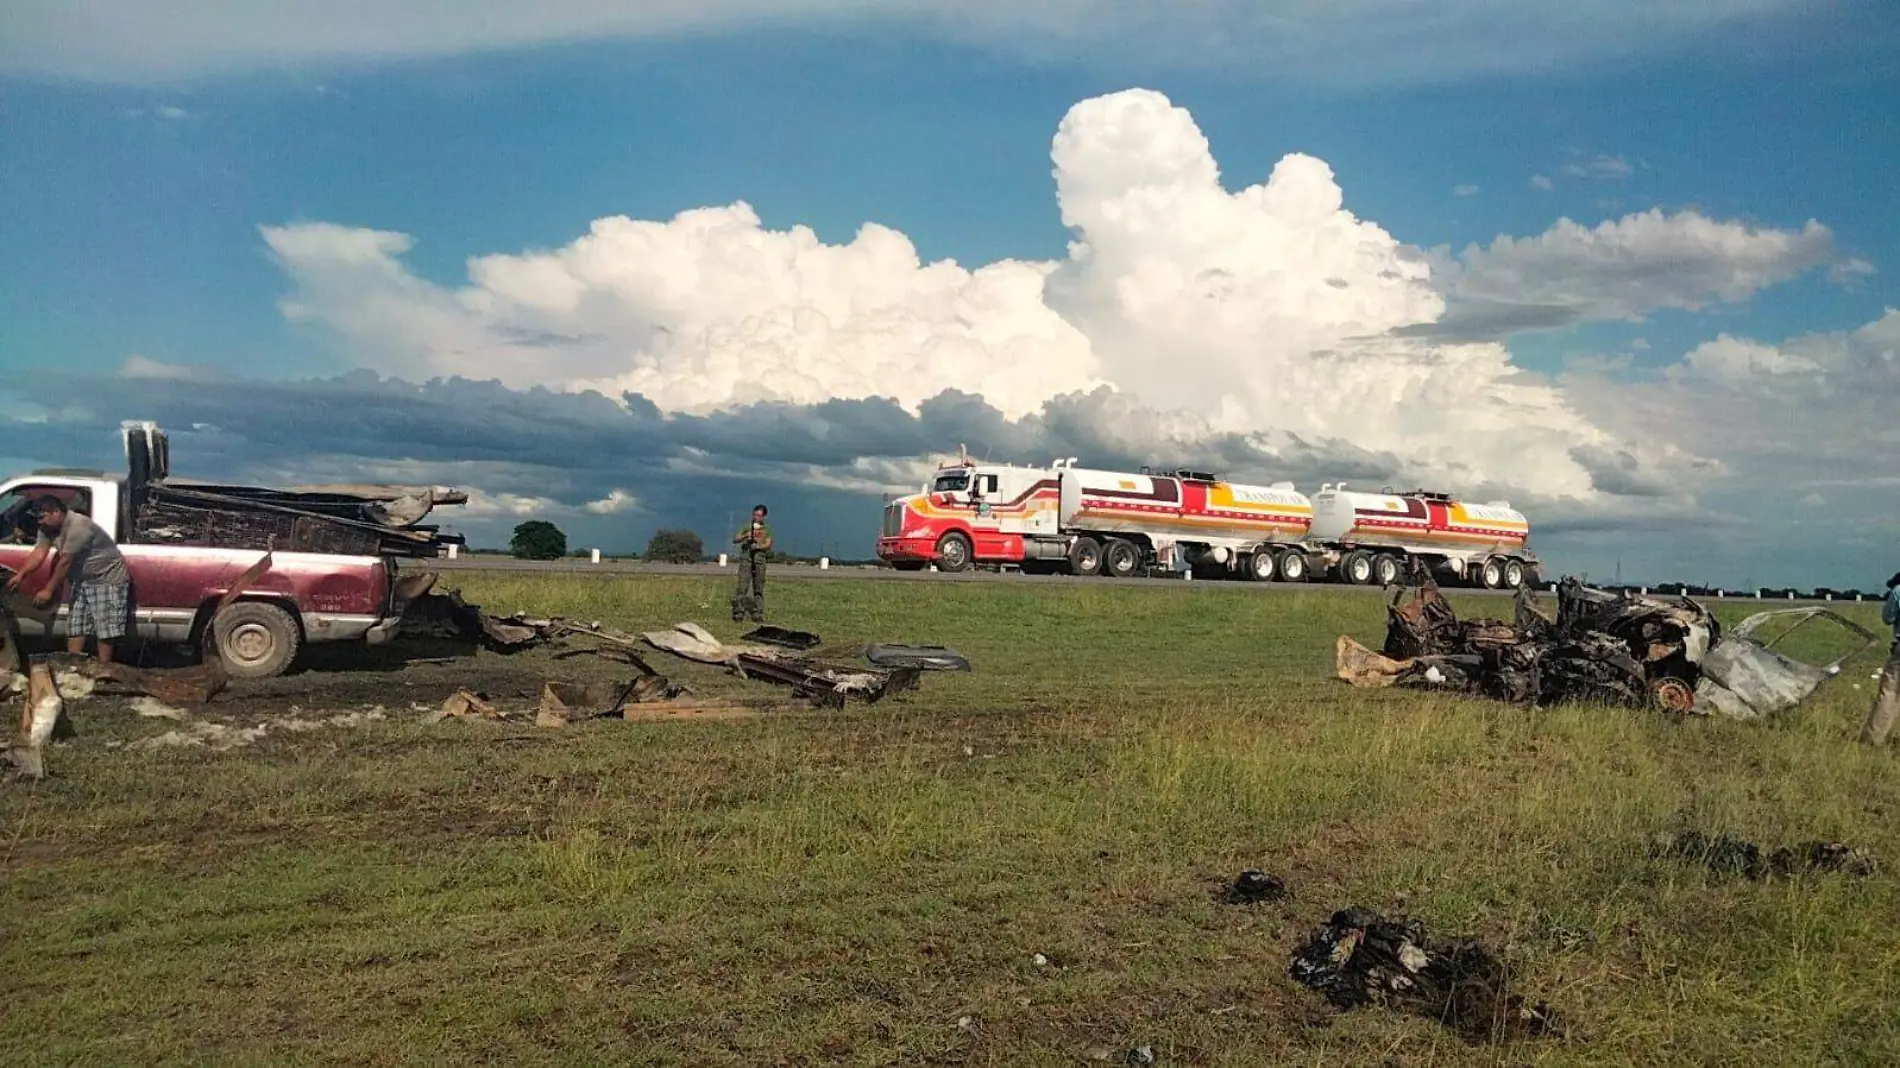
[0, 1, 1840, 86]
[1434, 208, 1843, 333]
[1453, 184, 1480, 197]
[264, 209, 1100, 420]
[120, 355, 196, 379]
[155, 104, 189, 119]
[583, 488, 640, 514]
[460, 489, 565, 518]
[1560, 153, 1633, 181]
[1531, 175, 1555, 191]
[1672, 335, 1821, 381]
[1569, 308, 1900, 490]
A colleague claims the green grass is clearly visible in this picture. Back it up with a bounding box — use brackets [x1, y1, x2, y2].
[3, 574, 1897, 1066]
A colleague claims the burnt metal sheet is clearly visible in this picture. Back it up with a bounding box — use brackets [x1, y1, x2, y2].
[864, 644, 972, 672]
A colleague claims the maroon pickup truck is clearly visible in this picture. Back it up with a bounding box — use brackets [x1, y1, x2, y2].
[1, 469, 422, 678]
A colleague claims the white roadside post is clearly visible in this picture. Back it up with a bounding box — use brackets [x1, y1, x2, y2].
[591, 548, 601, 564]
[447, 544, 459, 560]
[819, 557, 830, 570]
[718, 553, 729, 567]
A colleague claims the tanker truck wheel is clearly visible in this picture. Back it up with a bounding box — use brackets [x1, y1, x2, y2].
[1067, 537, 1103, 577]
[1103, 539, 1142, 579]
[1503, 559, 1527, 590]
[1246, 550, 1276, 582]
[1340, 551, 1376, 586]
[935, 532, 973, 573]
[1372, 554, 1403, 587]
[1478, 557, 1506, 589]
[1276, 549, 1309, 583]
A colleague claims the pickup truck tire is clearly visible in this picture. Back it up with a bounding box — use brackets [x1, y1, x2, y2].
[209, 601, 302, 679]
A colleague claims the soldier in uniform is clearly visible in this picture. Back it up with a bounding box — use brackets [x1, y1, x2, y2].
[730, 504, 774, 623]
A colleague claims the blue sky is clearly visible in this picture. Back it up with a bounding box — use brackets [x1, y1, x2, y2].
[2, 2, 1896, 588]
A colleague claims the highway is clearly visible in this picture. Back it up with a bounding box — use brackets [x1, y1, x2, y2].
[423, 557, 1871, 605]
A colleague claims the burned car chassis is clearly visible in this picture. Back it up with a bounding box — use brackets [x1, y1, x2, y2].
[1337, 577, 1878, 719]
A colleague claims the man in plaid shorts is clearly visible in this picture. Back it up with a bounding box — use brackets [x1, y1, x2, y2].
[3, 496, 131, 663]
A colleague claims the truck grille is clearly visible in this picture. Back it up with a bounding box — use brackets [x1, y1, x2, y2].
[883, 503, 904, 538]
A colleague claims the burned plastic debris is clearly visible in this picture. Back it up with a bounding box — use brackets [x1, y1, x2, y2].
[1653, 831, 1877, 880]
[1288, 906, 1561, 1044]
[641, 622, 923, 708]
[1222, 869, 1288, 904]
[1336, 577, 1877, 718]
[741, 626, 823, 651]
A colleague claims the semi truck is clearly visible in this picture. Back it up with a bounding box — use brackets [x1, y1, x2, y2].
[0, 422, 464, 677]
[875, 453, 1540, 589]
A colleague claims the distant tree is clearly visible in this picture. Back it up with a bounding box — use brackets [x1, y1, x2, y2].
[510, 520, 568, 561]
[645, 528, 704, 564]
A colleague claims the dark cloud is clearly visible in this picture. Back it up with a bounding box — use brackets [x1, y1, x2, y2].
[0, 369, 1420, 556]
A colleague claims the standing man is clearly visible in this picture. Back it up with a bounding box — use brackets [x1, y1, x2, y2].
[3, 496, 131, 663]
[1859, 571, 1900, 746]
[731, 504, 774, 623]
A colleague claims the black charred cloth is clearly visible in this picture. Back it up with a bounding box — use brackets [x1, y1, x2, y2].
[1655, 831, 1877, 881]
[1288, 907, 1562, 1044]
[1222, 870, 1288, 904]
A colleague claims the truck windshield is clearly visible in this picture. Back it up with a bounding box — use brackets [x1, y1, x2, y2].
[932, 473, 970, 493]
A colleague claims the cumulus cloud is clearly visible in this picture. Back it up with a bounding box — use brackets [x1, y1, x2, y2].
[1453, 184, 1480, 197]
[1530, 175, 1555, 191]
[264, 209, 1099, 420]
[1421, 209, 1845, 338]
[584, 489, 641, 515]
[0, 0, 1851, 87]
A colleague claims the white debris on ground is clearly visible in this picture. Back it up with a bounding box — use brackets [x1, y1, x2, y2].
[129, 696, 188, 720]
[127, 707, 388, 752]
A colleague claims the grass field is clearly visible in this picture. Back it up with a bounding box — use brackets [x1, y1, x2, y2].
[3, 574, 1897, 1066]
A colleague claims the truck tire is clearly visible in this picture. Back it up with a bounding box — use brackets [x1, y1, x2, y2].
[1479, 557, 1506, 590]
[1340, 551, 1375, 586]
[1103, 539, 1142, 579]
[1277, 549, 1309, 583]
[935, 532, 973, 573]
[1503, 559, 1527, 590]
[209, 601, 302, 679]
[1067, 537, 1103, 577]
[1372, 554, 1403, 587]
[1246, 551, 1276, 582]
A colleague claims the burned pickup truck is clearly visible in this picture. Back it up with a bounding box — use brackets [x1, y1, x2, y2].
[0, 422, 465, 678]
[1336, 577, 1879, 719]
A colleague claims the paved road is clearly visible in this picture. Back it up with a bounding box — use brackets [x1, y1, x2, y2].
[425, 557, 1872, 605]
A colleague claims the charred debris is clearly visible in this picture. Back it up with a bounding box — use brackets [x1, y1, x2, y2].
[1336, 576, 1878, 718]
[396, 578, 959, 710]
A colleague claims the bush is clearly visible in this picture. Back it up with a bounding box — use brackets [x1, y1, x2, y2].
[509, 520, 568, 561]
[645, 528, 704, 564]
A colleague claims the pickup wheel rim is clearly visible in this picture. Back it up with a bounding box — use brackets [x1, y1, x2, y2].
[227, 622, 276, 664]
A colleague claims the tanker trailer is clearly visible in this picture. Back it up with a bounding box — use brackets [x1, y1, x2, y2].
[1308, 483, 1540, 589]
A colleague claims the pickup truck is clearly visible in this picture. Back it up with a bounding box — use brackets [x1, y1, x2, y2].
[0, 470, 412, 678]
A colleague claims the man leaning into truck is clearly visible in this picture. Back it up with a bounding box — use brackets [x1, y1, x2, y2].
[1858, 571, 1900, 746]
[3, 496, 131, 663]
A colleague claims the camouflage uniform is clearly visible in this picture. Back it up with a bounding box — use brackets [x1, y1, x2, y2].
[731, 520, 772, 623]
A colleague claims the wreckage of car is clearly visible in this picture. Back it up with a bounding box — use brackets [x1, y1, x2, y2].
[1335, 577, 1879, 719]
